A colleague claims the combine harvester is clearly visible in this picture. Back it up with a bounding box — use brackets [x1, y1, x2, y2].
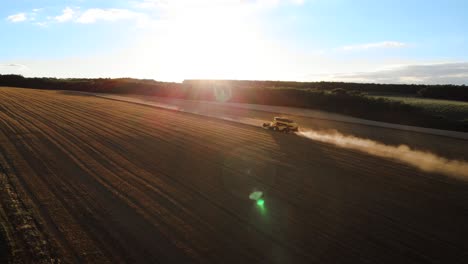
[262, 117, 299, 133]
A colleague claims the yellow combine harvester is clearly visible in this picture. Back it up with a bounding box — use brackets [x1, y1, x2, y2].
[262, 117, 299, 133]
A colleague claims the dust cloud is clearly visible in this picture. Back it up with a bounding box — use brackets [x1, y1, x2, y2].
[298, 130, 468, 180]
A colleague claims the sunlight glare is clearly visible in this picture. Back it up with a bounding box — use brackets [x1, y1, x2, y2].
[136, 3, 272, 81]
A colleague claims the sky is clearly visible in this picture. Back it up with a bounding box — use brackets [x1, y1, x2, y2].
[1, 0, 468, 84]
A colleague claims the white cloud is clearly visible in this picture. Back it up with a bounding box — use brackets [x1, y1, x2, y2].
[7, 7, 148, 26]
[7, 0, 304, 27]
[6, 13, 27, 23]
[0, 63, 29, 74]
[55, 7, 75, 22]
[6, 8, 45, 24]
[341, 41, 407, 51]
[133, 0, 305, 10]
[76, 8, 148, 24]
[320, 62, 468, 85]
[34, 22, 48, 27]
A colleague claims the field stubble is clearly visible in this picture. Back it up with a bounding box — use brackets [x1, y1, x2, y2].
[0, 88, 468, 263]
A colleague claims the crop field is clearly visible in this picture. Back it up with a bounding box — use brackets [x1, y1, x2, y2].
[372, 95, 468, 121]
[1, 87, 468, 263]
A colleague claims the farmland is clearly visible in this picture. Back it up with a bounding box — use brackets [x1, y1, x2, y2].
[1, 87, 468, 263]
[371, 95, 468, 122]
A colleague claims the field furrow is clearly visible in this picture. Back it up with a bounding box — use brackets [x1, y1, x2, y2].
[0, 88, 467, 263]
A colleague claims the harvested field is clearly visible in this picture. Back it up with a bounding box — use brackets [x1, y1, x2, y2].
[0, 87, 468, 263]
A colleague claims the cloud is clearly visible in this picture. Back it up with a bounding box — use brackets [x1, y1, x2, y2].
[75, 8, 148, 24]
[6, 13, 27, 23]
[341, 41, 407, 51]
[55, 7, 75, 22]
[34, 22, 48, 27]
[6, 8, 44, 24]
[3, 63, 24, 67]
[133, 0, 305, 10]
[0, 63, 29, 74]
[7, 0, 304, 27]
[7, 7, 148, 26]
[321, 62, 468, 85]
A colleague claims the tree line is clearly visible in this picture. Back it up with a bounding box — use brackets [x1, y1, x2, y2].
[184, 79, 468, 101]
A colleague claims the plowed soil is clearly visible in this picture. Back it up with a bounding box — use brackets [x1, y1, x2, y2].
[1, 87, 468, 263]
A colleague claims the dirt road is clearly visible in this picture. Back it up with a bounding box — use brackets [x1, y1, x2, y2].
[1, 87, 468, 263]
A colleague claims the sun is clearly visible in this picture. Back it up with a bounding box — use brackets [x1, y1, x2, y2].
[134, 3, 272, 81]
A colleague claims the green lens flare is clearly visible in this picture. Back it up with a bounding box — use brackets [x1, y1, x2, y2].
[249, 191, 263, 201]
[256, 199, 265, 206]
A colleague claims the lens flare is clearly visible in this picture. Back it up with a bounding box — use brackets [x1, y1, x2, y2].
[256, 199, 265, 206]
[249, 191, 263, 201]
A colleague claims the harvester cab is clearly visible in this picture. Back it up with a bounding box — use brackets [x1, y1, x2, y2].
[262, 117, 299, 133]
